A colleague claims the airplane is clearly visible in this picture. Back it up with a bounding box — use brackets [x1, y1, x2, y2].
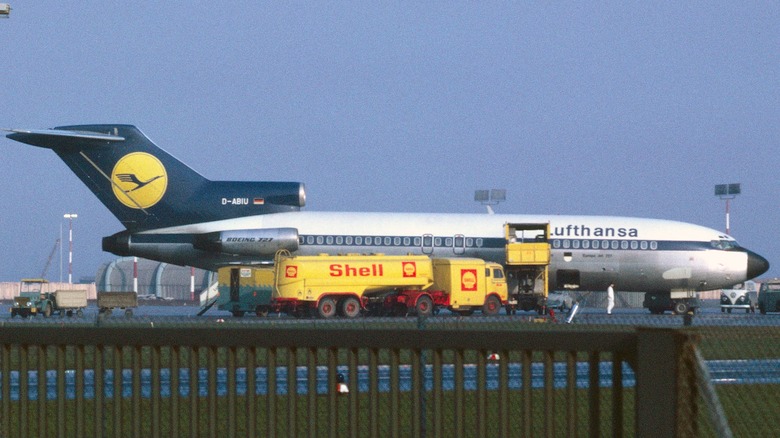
[4, 124, 770, 313]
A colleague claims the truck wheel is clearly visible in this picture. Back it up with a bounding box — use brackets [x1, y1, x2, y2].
[673, 302, 689, 315]
[482, 296, 500, 316]
[76, 309, 83, 318]
[341, 297, 362, 318]
[318, 297, 337, 319]
[125, 309, 133, 318]
[255, 307, 269, 317]
[415, 295, 434, 317]
[66, 310, 73, 317]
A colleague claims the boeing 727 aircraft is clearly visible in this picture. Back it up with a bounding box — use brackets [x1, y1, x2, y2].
[5, 125, 770, 312]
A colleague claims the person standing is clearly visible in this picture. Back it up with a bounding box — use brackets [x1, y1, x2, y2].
[607, 283, 615, 315]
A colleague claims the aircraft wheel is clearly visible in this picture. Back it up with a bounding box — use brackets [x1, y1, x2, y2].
[482, 295, 501, 316]
[341, 297, 362, 318]
[318, 297, 337, 319]
[415, 295, 434, 317]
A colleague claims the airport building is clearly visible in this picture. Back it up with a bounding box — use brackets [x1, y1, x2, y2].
[95, 257, 215, 300]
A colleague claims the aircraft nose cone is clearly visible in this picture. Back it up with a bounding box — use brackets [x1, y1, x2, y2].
[747, 250, 770, 280]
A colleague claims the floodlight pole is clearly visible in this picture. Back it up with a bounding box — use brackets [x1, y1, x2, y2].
[63, 213, 78, 284]
[715, 184, 740, 235]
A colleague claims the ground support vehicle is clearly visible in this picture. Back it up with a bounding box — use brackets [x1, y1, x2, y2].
[216, 266, 274, 317]
[47, 290, 88, 317]
[720, 285, 755, 313]
[758, 278, 780, 314]
[503, 223, 551, 314]
[97, 291, 138, 318]
[246, 252, 509, 319]
[643, 290, 700, 315]
[11, 278, 48, 318]
[377, 258, 508, 317]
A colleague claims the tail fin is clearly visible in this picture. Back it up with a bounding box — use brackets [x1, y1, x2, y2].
[6, 125, 305, 231]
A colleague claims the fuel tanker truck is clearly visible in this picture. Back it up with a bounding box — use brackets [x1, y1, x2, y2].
[216, 251, 508, 318]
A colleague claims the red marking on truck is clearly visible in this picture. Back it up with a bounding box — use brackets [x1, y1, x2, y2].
[461, 269, 478, 291]
[402, 262, 417, 277]
[285, 266, 298, 278]
[329, 264, 384, 277]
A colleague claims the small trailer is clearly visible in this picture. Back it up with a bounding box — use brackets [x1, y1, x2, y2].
[97, 291, 138, 318]
[50, 290, 88, 317]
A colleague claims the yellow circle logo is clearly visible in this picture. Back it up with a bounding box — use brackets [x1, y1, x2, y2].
[111, 152, 168, 209]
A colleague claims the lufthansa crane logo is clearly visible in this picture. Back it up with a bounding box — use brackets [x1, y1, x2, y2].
[111, 152, 168, 209]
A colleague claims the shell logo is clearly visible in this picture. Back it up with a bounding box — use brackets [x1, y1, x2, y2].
[402, 262, 417, 277]
[461, 269, 478, 291]
[285, 265, 298, 278]
[111, 152, 168, 209]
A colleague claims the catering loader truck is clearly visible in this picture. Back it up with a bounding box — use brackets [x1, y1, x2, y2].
[216, 252, 508, 318]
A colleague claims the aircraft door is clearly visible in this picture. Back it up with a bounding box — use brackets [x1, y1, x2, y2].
[556, 269, 581, 291]
[422, 234, 434, 255]
[453, 234, 465, 255]
[230, 268, 240, 302]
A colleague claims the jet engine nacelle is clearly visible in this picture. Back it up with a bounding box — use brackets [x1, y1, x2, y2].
[194, 228, 299, 256]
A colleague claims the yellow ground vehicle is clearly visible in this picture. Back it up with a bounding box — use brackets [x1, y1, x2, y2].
[268, 252, 508, 318]
[504, 223, 551, 313]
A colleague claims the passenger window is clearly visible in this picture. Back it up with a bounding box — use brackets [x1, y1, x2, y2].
[650, 241, 658, 250]
[345, 236, 353, 245]
[326, 236, 334, 245]
[621, 241, 628, 249]
[434, 237, 443, 247]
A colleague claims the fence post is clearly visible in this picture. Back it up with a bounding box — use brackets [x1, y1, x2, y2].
[635, 328, 697, 438]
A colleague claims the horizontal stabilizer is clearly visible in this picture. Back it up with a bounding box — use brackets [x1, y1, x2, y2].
[3, 128, 125, 149]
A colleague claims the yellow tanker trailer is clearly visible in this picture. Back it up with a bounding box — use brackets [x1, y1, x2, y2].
[270, 252, 507, 318]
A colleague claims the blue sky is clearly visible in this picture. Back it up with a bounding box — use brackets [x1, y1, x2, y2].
[1, 2, 778, 281]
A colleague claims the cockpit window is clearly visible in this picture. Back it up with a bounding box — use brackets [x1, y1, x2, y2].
[711, 240, 740, 250]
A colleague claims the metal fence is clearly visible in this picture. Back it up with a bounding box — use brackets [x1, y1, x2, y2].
[0, 321, 708, 437]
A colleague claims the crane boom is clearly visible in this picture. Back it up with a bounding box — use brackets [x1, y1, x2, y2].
[41, 238, 60, 279]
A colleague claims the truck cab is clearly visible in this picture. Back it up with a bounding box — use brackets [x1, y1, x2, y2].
[11, 279, 47, 318]
[758, 279, 780, 314]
